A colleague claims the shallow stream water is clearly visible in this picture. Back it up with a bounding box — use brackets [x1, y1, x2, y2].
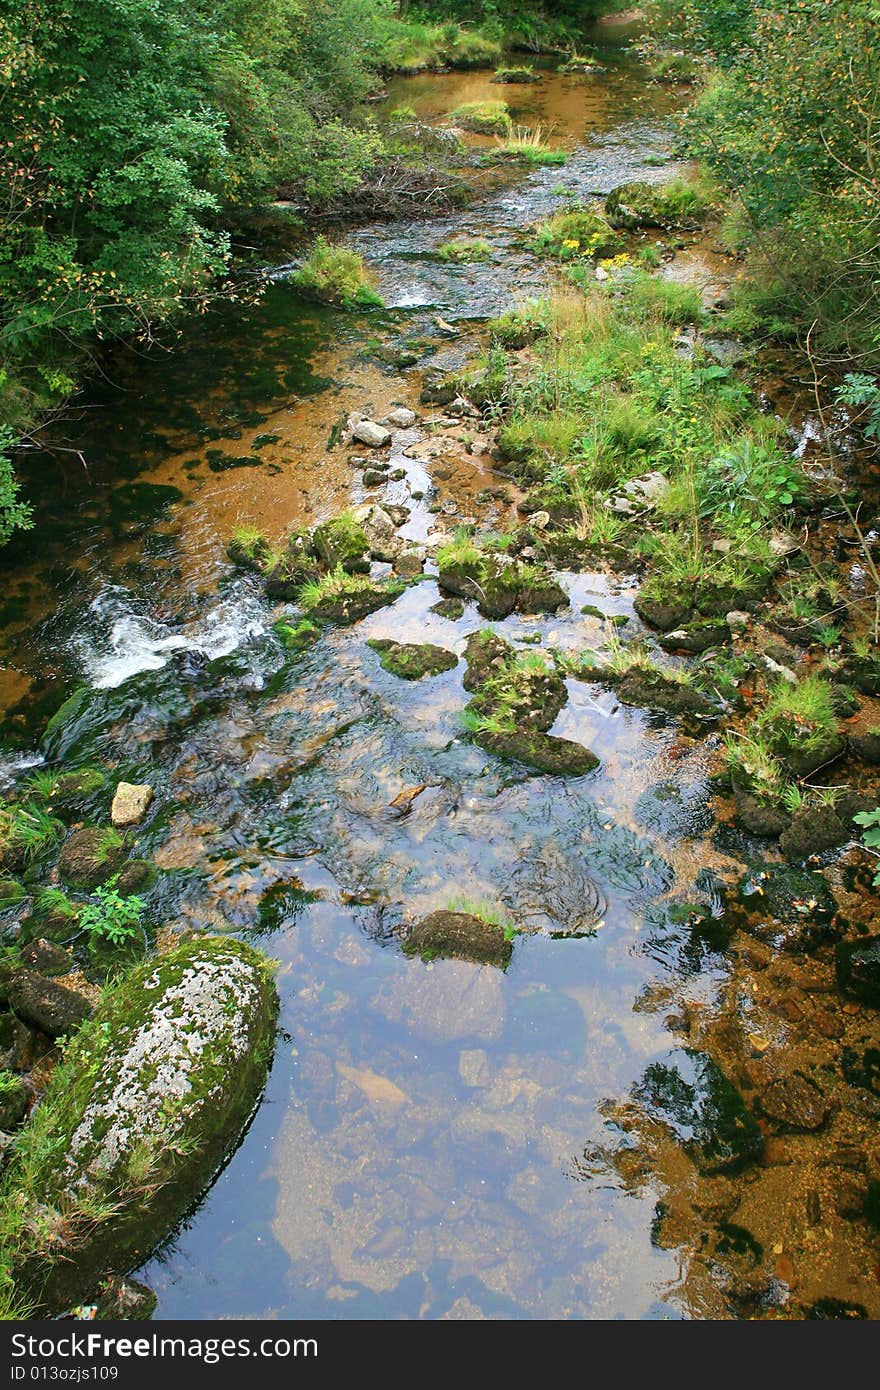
[0, 31, 755, 1319]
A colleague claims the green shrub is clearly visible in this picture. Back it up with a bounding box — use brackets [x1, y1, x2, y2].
[78, 878, 146, 949]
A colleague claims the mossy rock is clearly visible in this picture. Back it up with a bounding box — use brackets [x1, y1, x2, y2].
[841, 653, 880, 696]
[0, 1074, 30, 1131]
[732, 790, 788, 839]
[850, 729, 880, 764]
[115, 858, 159, 895]
[312, 516, 370, 574]
[634, 1049, 763, 1173]
[22, 891, 80, 944]
[765, 724, 845, 779]
[516, 574, 569, 614]
[605, 180, 708, 231]
[480, 729, 600, 776]
[6, 936, 278, 1314]
[273, 617, 320, 653]
[367, 639, 458, 680]
[836, 935, 880, 1008]
[779, 805, 848, 862]
[695, 569, 770, 617]
[462, 630, 513, 692]
[226, 532, 271, 571]
[419, 371, 458, 406]
[49, 768, 109, 819]
[658, 619, 730, 654]
[0, 880, 25, 910]
[723, 864, 840, 952]
[614, 668, 714, 717]
[309, 581, 405, 626]
[7, 969, 92, 1037]
[404, 910, 512, 967]
[41, 688, 91, 756]
[263, 551, 322, 601]
[58, 827, 125, 890]
[634, 584, 694, 632]
[431, 597, 465, 620]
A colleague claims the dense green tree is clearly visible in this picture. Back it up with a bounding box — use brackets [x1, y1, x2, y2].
[654, 1, 880, 359]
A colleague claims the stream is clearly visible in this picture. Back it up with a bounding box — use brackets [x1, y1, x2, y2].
[0, 30, 839, 1320]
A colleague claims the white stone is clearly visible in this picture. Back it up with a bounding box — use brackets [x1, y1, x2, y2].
[726, 610, 751, 633]
[350, 418, 391, 448]
[769, 529, 801, 558]
[111, 782, 154, 828]
[384, 407, 417, 429]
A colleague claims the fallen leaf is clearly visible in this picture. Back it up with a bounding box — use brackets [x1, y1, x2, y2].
[388, 784, 428, 816]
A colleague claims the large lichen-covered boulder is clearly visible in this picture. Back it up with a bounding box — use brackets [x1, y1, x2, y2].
[6, 936, 278, 1313]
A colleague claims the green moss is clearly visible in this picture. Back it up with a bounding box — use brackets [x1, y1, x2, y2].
[367, 639, 458, 680]
[312, 512, 370, 573]
[273, 617, 320, 653]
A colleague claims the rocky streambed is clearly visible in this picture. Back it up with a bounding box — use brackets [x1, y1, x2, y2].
[1, 28, 879, 1320]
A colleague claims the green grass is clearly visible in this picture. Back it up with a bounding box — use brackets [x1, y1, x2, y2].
[437, 528, 481, 570]
[446, 895, 517, 938]
[436, 238, 492, 264]
[291, 237, 384, 310]
[298, 565, 378, 610]
[492, 125, 567, 167]
[759, 675, 839, 738]
[723, 731, 788, 804]
[626, 272, 705, 326]
[378, 17, 501, 74]
[446, 101, 512, 136]
[0, 803, 64, 868]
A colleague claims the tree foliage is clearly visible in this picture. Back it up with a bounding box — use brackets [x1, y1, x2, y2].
[655, 1, 880, 360]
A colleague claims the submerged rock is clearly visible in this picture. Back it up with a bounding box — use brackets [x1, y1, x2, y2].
[836, 935, 880, 1008]
[367, 639, 458, 680]
[94, 1275, 157, 1321]
[432, 596, 465, 621]
[58, 827, 125, 890]
[760, 1072, 830, 1132]
[634, 1049, 763, 1173]
[404, 910, 512, 968]
[7, 936, 278, 1313]
[722, 864, 840, 952]
[110, 782, 154, 829]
